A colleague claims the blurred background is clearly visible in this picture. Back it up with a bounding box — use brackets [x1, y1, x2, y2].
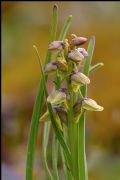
[2, 1, 120, 180]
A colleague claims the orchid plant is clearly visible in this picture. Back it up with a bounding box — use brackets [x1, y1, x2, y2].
[26, 5, 104, 180]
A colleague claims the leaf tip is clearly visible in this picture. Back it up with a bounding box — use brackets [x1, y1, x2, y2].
[33, 45, 37, 49]
[68, 15, 73, 19]
[100, 62, 104, 66]
[53, 4, 58, 9]
[90, 36, 95, 42]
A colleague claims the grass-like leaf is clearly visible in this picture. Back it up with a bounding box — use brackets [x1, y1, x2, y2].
[25, 5, 58, 180]
[42, 122, 53, 180]
[89, 62, 104, 73]
[60, 147, 73, 180]
[42, 5, 58, 179]
[78, 37, 95, 180]
[81, 36, 95, 96]
[59, 15, 72, 41]
[52, 135, 59, 180]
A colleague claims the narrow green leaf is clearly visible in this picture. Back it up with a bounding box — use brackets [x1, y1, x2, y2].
[59, 15, 72, 41]
[67, 95, 78, 179]
[33, 45, 72, 168]
[60, 147, 73, 180]
[25, 5, 58, 180]
[78, 113, 86, 180]
[45, 4, 58, 65]
[42, 122, 53, 180]
[81, 36, 95, 96]
[83, 36, 95, 76]
[78, 37, 95, 180]
[52, 135, 59, 180]
[89, 62, 104, 73]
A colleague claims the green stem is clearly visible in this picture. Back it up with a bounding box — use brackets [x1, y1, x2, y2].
[67, 91, 78, 180]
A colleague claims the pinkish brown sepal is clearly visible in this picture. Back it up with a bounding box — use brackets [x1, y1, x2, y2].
[48, 41, 64, 51]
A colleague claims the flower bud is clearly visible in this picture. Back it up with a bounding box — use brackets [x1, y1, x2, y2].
[47, 88, 67, 106]
[82, 98, 104, 111]
[71, 36, 87, 46]
[48, 41, 64, 51]
[44, 61, 57, 74]
[68, 49, 84, 63]
[71, 72, 90, 92]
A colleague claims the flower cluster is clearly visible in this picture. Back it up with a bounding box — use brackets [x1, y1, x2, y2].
[41, 34, 104, 128]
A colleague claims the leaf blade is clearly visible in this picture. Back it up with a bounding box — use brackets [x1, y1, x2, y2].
[25, 5, 58, 180]
[78, 37, 95, 180]
[81, 36, 95, 96]
[42, 122, 53, 180]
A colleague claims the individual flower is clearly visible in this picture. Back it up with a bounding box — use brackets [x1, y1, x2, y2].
[68, 49, 84, 63]
[82, 98, 104, 111]
[73, 98, 104, 123]
[68, 48, 88, 63]
[71, 34, 87, 46]
[48, 41, 64, 51]
[47, 88, 67, 106]
[71, 72, 90, 92]
[44, 61, 57, 74]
